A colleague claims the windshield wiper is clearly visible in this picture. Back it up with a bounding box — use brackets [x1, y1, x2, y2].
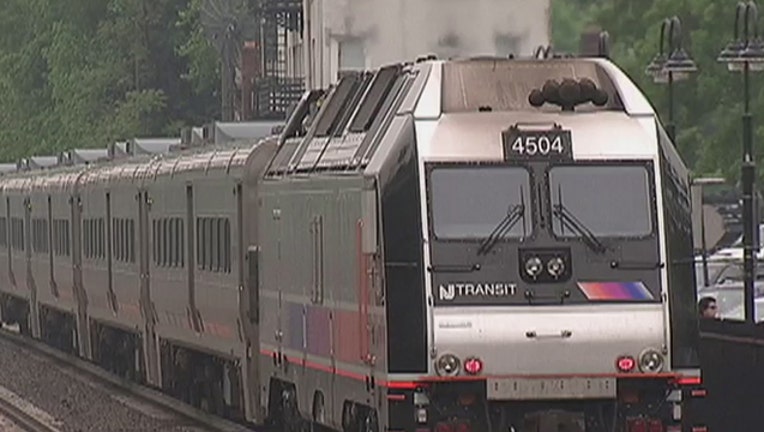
[477, 194, 526, 256]
[552, 202, 607, 254]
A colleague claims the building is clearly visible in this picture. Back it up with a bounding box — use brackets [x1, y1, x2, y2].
[296, 0, 552, 90]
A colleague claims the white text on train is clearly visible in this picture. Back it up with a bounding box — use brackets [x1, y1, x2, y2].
[438, 283, 517, 300]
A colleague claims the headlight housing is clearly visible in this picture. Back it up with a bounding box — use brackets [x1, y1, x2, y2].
[524, 257, 543, 278]
[547, 257, 565, 278]
[639, 348, 664, 373]
[435, 354, 461, 376]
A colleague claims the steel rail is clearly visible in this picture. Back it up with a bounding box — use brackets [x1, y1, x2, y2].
[0, 328, 256, 432]
[0, 386, 61, 432]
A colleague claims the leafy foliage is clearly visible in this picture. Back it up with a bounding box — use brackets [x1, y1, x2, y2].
[0, 0, 220, 162]
[553, 0, 764, 184]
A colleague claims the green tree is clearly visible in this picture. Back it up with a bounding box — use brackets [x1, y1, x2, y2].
[552, 0, 764, 185]
[0, 0, 221, 161]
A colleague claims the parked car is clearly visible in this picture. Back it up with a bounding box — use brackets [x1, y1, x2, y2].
[697, 261, 764, 321]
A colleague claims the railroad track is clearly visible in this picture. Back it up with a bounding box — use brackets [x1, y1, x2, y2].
[0, 385, 61, 432]
[0, 327, 256, 432]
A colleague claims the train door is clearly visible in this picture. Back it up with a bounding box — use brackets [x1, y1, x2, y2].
[105, 192, 117, 315]
[185, 184, 201, 332]
[139, 190, 160, 385]
[47, 196, 57, 299]
[5, 198, 11, 302]
[71, 194, 90, 359]
[246, 244, 261, 420]
[25, 196, 41, 338]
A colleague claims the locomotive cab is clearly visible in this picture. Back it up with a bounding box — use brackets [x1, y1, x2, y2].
[382, 58, 703, 432]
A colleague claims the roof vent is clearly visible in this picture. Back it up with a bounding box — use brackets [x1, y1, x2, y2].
[528, 78, 609, 112]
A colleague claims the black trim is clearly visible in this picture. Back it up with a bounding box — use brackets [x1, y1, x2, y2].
[382, 123, 427, 373]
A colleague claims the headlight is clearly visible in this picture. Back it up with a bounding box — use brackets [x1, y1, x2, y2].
[639, 349, 664, 373]
[547, 257, 565, 277]
[435, 354, 461, 376]
[525, 257, 543, 278]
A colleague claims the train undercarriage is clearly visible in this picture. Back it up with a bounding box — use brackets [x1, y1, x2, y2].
[0, 293, 30, 334]
[39, 305, 77, 354]
[388, 379, 689, 432]
[159, 340, 245, 421]
[90, 320, 144, 382]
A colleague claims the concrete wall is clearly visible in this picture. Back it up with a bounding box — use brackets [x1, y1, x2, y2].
[299, 0, 552, 89]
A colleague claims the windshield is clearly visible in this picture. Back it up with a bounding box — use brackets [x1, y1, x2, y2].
[430, 166, 532, 240]
[711, 262, 764, 285]
[549, 165, 652, 238]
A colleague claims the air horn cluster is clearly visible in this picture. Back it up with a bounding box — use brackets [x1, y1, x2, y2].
[528, 78, 609, 112]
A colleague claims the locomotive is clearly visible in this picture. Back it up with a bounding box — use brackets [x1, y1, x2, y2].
[0, 56, 707, 432]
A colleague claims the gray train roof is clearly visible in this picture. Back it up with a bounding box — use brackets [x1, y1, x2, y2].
[265, 57, 662, 178]
[0, 164, 17, 175]
[214, 121, 283, 145]
[59, 149, 111, 166]
[131, 137, 182, 154]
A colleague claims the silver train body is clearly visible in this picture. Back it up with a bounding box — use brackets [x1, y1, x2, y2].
[0, 57, 706, 432]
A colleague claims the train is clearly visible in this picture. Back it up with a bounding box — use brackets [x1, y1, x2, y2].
[0, 54, 708, 432]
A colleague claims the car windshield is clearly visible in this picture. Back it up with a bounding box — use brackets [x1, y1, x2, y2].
[711, 262, 764, 285]
[429, 166, 532, 240]
[731, 224, 764, 247]
[549, 165, 652, 238]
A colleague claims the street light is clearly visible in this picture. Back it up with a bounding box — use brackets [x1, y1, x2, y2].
[645, 16, 698, 143]
[717, 1, 764, 324]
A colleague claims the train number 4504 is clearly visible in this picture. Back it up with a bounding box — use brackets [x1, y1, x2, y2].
[502, 127, 573, 161]
[511, 135, 564, 155]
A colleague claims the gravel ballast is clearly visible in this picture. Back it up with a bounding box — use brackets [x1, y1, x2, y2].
[0, 334, 211, 432]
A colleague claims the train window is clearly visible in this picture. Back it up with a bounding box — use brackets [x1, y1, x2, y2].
[223, 219, 230, 273]
[11, 218, 24, 251]
[206, 218, 213, 270]
[86, 219, 91, 258]
[178, 219, 184, 267]
[83, 220, 88, 258]
[152, 220, 158, 265]
[119, 219, 125, 261]
[54, 219, 70, 257]
[122, 219, 128, 262]
[128, 219, 134, 263]
[194, 216, 231, 273]
[0, 217, 7, 247]
[211, 218, 219, 271]
[150, 217, 182, 267]
[164, 218, 170, 267]
[65, 220, 70, 257]
[196, 219, 202, 269]
[429, 166, 532, 240]
[549, 165, 652, 238]
[32, 218, 48, 254]
[162, 219, 173, 267]
[109, 218, 135, 263]
[112, 219, 119, 261]
[98, 218, 104, 259]
[172, 219, 178, 266]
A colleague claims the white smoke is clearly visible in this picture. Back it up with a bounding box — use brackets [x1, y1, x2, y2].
[321, 0, 551, 66]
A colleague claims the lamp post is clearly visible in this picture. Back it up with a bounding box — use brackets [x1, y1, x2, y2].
[717, 1, 764, 323]
[645, 16, 698, 142]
